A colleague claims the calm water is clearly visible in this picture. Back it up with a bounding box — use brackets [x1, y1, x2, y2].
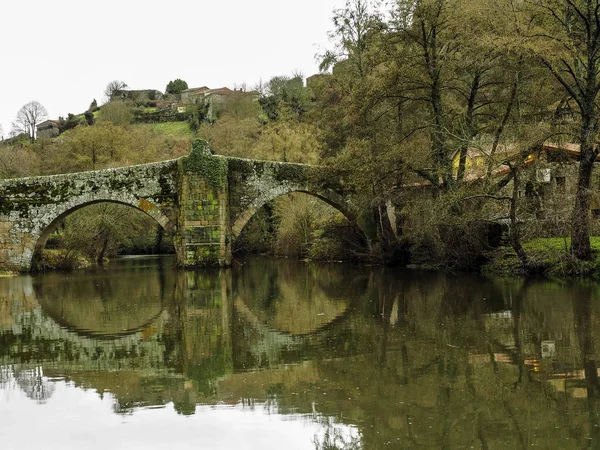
[1, 257, 600, 449]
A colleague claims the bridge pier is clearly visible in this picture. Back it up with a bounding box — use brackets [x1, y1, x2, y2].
[175, 141, 232, 268]
[176, 168, 232, 268]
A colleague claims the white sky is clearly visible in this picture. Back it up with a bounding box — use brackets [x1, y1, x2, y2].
[0, 0, 348, 138]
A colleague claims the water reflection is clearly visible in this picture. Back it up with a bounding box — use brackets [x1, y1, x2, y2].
[4, 257, 600, 448]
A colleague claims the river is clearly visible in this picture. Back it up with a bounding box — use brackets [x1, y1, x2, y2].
[0, 255, 598, 449]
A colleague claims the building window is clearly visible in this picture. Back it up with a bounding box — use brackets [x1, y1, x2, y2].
[555, 176, 566, 192]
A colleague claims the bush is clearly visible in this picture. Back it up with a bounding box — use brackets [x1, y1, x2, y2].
[84, 111, 95, 126]
[98, 100, 133, 126]
[38, 249, 89, 271]
[58, 113, 81, 133]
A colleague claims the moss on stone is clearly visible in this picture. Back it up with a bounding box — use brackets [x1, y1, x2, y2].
[227, 157, 255, 177]
[182, 140, 228, 190]
[273, 163, 307, 183]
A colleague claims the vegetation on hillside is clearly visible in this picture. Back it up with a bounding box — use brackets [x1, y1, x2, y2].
[5, 0, 600, 276]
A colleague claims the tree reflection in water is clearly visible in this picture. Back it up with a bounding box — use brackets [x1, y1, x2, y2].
[3, 257, 600, 448]
[0, 365, 55, 404]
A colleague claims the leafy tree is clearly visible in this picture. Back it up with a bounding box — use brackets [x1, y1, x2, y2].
[187, 99, 209, 134]
[60, 203, 161, 265]
[166, 79, 189, 95]
[259, 75, 311, 121]
[58, 113, 81, 133]
[64, 122, 127, 170]
[12, 101, 48, 143]
[320, 0, 377, 77]
[0, 145, 40, 178]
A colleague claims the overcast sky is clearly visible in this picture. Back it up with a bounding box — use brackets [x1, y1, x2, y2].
[0, 0, 348, 138]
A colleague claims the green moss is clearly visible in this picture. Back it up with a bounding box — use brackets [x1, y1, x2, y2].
[156, 164, 178, 203]
[273, 163, 307, 183]
[185, 244, 222, 267]
[0, 179, 77, 216]
[227, 158, 255, 177]
[182, 140, 228, 190]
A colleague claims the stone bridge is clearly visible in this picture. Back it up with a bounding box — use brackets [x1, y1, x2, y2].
[0, 141, 357, 271]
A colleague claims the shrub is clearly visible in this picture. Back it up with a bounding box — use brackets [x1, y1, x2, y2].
[58, 113, 81, 133]
[98, 100, 133, 126]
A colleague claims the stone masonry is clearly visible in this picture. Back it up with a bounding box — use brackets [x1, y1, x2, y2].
[0, 141, 357, 271]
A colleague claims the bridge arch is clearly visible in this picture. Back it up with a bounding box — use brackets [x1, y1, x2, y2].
[28, 195, 176, 271]
[231, 186, 360, 241]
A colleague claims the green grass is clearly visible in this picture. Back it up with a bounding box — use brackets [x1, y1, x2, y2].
[134, 122, 193, 139]
[483, 237, 600, 278]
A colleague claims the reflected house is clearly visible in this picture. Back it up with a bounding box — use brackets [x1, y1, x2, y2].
[36, 120, 60, 140]
[541, 340, 556, 358]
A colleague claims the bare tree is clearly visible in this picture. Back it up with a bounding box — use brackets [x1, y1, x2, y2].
[104, 80, 128, 101]
[0, 123, 4, 140]
[13, 101, 48, 143]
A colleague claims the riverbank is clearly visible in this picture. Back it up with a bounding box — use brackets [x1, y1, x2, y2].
[0, 270, 18, 277]
[482, 237, 600, 279]
[30, 235, 600, 281]
[38, 249, 91, 271]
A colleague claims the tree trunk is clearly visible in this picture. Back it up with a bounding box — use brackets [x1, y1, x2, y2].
[96, 235, 109, 265]
[571, 111, 597, 260]
[510, 166, 528, 266]
[487, 69, 519, 181]
[456, 73, 480, 182]
[421, 19, 449, 188]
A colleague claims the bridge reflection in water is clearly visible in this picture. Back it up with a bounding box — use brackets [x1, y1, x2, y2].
[2, 257, 600, 448]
